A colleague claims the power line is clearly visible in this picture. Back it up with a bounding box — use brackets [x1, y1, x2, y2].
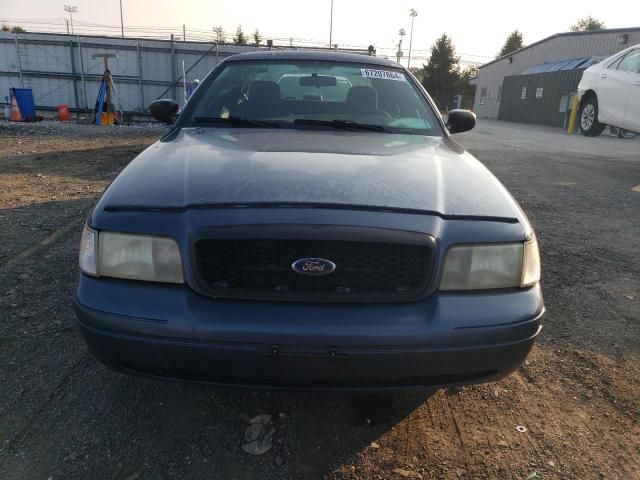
[0, 17, 494, 62]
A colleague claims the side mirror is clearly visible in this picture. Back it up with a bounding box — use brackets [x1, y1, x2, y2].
[446, 109, 476, 134]
[150, 99, 180, 124]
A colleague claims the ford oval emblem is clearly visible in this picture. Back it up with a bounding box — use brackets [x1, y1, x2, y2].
[291, 258, 336, 276]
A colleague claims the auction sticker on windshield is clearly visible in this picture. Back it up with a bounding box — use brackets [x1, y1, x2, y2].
[361, 68, 406, 81]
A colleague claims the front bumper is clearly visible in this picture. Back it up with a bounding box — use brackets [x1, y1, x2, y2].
[74, 275, 544, 390]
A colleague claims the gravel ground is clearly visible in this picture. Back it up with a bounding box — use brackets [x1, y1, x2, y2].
[0, 120, 638, 480]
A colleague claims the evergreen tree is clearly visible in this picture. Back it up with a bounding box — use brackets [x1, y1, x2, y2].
[456, 65, 478, 98]
[2, 25, 25, 33]
[213, 26, 225, 43]
[253, 29, 263, 46]
[421, 34, 461, 102]
[233, 25, 247, 45]
[570, 16, 605, 32]
[498, 30, 524, 58]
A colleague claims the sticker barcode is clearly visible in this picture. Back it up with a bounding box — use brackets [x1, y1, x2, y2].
[361, 69, 406, 81]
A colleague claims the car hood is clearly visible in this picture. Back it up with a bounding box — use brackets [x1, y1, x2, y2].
[97, 127, 527, 223]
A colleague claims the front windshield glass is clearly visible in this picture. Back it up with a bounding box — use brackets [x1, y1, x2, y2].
[185, 60, 442, 136]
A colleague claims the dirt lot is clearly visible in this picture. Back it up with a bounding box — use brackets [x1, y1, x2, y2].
[0, 120, 638, 480]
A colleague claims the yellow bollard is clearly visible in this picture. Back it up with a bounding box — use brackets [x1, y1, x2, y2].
[567, 96, 580, 134]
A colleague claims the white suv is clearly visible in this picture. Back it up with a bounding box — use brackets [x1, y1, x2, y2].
[577, 45, 640, 136]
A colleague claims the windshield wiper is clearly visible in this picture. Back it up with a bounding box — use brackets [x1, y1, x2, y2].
[193, 116, 281, 128]
[293, 118, 391, 133]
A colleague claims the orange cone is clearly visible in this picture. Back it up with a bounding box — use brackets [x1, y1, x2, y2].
[10, 96, 22, 122]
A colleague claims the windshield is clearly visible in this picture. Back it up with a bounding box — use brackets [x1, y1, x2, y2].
[185, 60, 442, 136]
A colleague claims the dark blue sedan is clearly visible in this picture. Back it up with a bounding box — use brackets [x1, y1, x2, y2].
[74, 51, 543, 390]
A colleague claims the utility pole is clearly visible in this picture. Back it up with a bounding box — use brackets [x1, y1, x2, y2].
[329, 0, 334, 49]
[119, 0, 124, 37]
[408, 9, 418, 68]
[396, 28, 405, 64]
[64, 5, 78, 35]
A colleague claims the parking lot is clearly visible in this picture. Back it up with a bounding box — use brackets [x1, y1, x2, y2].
[0, 119, 638, 479]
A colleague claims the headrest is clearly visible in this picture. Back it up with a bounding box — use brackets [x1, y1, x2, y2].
[248, 81, 281, 105]
[346, 86, 378, 111]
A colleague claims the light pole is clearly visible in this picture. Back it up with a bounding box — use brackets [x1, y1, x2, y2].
[63, 5, 78, 35]
[408, 9, 418, 68]
[119, 0, 124, 37]
[329, 0, 334, 49]
[396, 28, 406, 64]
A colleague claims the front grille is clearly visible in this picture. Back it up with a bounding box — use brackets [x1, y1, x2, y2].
[194, 237, 432, 301]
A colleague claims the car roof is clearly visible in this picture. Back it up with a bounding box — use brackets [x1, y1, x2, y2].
[224, 50, 403, 68]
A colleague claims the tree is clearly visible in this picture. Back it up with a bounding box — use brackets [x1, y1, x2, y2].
[456, 65, 478, 99]
[2, 24, 25, 33]
[213, 25, 225, 43]
[253, 29, 262, 46]
[421, 34, 461, 106]
[408, 66, 422, 81]
[498, 30, 524, 58]
[570, 16, 605, 32]
[233, 25, 247, 45]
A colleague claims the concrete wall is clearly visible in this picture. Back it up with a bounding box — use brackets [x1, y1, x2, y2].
[0, 31, 366, 114]
[472, 28, 640, 119]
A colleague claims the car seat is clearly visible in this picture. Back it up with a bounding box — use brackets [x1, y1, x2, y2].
[233, 81, 289, 119]
[346, 86, 389, 117]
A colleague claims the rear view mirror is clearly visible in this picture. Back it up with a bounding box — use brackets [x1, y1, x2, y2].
[150, 99, 180, 124]
[446, 109, 476, 134]
[299, 75, 338, 87]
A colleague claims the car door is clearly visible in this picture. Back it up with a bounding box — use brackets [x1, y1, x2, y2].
[596, 50, 636, 125]
[618, 49, 640, 130]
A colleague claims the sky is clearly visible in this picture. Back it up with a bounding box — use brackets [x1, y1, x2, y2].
[1, 0, 639, 66]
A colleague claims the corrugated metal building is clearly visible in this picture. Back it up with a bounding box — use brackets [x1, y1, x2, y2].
[471, 27, 640, 119]
[497, 57, 603, 127]
[499, 69, 583, 127]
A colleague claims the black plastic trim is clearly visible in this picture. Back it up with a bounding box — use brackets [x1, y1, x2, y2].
[188, 224, 437, 303]
[103, 202, 520, 224]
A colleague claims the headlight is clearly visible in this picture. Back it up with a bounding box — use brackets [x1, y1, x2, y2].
[78, 225, 183, 283]
[440, 237, 540, 291]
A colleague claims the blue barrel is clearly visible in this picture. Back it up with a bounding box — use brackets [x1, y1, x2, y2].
[11, 88, 36, 118]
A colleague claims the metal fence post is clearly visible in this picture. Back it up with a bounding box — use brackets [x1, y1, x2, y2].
[14, 33, 24, 88]
[77, 36, 88, 109]
[69, 39, 80, 109]
[170, 34, 177, 100]
[136, 40, 145, 111]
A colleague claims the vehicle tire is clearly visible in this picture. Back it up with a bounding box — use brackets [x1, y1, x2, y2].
[617, 129, 636, 139]
[579, 97, 606, 137]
